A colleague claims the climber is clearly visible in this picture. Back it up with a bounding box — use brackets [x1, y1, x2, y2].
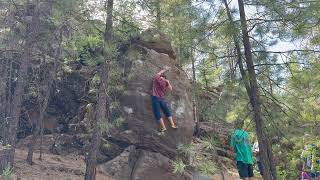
[151, 68, 178, 133]
[253, 141, 263, 176]
[230, 121, 254, 180]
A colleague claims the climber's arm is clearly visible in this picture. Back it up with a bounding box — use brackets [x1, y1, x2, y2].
[157, 69, 168, 76]
[228, 148, 235, 159]
[167, 80, 173, 91]
[229, 135, 235, 159]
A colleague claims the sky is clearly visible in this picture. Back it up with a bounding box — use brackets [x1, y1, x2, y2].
[89, 0, 309, 55]
[228, 0, 303, 52]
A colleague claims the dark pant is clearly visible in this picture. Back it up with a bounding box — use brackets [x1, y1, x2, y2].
[236, 161, 254, 179]
[257, 161, 263, 175]
[151, 96, 171, 121]
[308, 172, 320, 178]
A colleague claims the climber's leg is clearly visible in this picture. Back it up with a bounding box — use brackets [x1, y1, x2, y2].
[168, 116, 178, 129]
[159, 118, 166, 132]
[159, 98, 177, 129]
[152, 96, 166, 132]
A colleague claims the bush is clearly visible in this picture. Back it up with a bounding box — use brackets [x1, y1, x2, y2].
[1, 164, 14, 180]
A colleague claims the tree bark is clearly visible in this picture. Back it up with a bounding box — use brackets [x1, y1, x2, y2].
[26, 0, 56, 164]
[191, 50, 199, 136]
[155, 0, 161, 31]
[188, 0, 199, 137]
[84, 0, 113, 179]
[237, 0, 276, 179]
[26, 77, 52, 164]
[0, 2, 38, 172]
[3, 61, 14, 145]
[223, 0, 276, 179]
[222, 0, 249, 131]
[0, 59, 9, 142]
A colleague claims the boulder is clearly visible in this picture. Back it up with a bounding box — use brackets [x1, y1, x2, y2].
[98, 146, 192, 180]
[110, 30, 194, 158]
[97, 30, 195, 180]
[17, 30, 196, 179]
[132, 29, 176, 59]
[18, 63, 94, 138]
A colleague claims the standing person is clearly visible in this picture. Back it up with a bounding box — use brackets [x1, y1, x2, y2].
[302, 168, 311, 180]
[230, 121, 254, 180]
[301, 144, 320, 180]
[253, 141, 263, 176]
[151, 68, 178, 133]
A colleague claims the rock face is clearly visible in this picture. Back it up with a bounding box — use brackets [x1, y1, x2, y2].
[18, 65, 94, 138]
[110, 30, 194, 158]
[132, 29, 177, 59]
[98, 146, 191, 180]
[18, 30, 195, 179]
[100, 30, 194, 179]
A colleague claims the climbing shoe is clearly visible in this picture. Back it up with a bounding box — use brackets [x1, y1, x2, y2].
[159, 127, 167, 133]
[171, 125, 178, 129]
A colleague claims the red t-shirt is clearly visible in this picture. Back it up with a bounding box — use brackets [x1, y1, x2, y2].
[152, 74, 168, 98]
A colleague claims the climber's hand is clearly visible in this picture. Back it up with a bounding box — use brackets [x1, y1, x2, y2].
[157, 68, 170, 76]
[228, 149, 235, 159]
[164, 66, 171, 71]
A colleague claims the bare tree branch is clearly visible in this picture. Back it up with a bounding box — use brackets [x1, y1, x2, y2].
[253, 49, 320, 54]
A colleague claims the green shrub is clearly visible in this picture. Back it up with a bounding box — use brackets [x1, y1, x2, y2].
[1, 164, 14, 180]
[173, 159, 186, 174]
[201, 136, 218, 151]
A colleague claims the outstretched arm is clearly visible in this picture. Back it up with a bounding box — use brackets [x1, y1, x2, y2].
[157, 69, 168, 76]
[167, 80, 173, 91]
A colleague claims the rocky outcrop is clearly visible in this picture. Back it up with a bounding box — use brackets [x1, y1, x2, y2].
[98, 146, 192, 180]
[17, 30, 204, 179]
[18, 65, 94, 139]
[108, 30, 194, 158]
[97, 30, 195, 179]
[132, 29, 177, 59]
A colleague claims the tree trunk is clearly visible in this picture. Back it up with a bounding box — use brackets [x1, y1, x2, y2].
[26, 81, 51, 164]
[27, 40, 58, 164]
[26, 116, 40, 165]
[84, 0, 113, 179]
[222, 0, 251, 127]
[155, 0, 161, 31]
[191, 50, 199, 136]
[0, 2, 39, 172]
[188, 0, 199, 137]
[3, 61, 13, 145]
[203, 70, 208, 89]
[237, 0, 276, 179]
[0, 59, 9, 142]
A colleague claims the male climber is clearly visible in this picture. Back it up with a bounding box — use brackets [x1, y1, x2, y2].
[151, 68, 178, 133]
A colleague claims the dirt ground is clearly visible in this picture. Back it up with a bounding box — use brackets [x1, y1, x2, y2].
[3, 149, 110, 180]
[0, 149, 262, 180]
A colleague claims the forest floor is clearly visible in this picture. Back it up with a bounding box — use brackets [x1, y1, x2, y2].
[2, 148, 263, 180]
[10, 149, 110, 180]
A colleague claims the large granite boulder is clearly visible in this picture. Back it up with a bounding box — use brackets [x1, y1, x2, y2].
[109, 30, 194, 159]
[18, 30, 196, 179]
[131, 29, 177, 59]
[98, 146, 192, 180]
[98, 30, 195, 179]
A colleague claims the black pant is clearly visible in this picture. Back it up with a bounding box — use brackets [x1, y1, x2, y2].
[236, 161, 254, 179]
[257, 161, 263, 175]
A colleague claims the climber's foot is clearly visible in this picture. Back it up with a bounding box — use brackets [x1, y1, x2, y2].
[171, 125, 178, 129]
[157, 127, 167, 135]
[159, 127, 167, 133]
